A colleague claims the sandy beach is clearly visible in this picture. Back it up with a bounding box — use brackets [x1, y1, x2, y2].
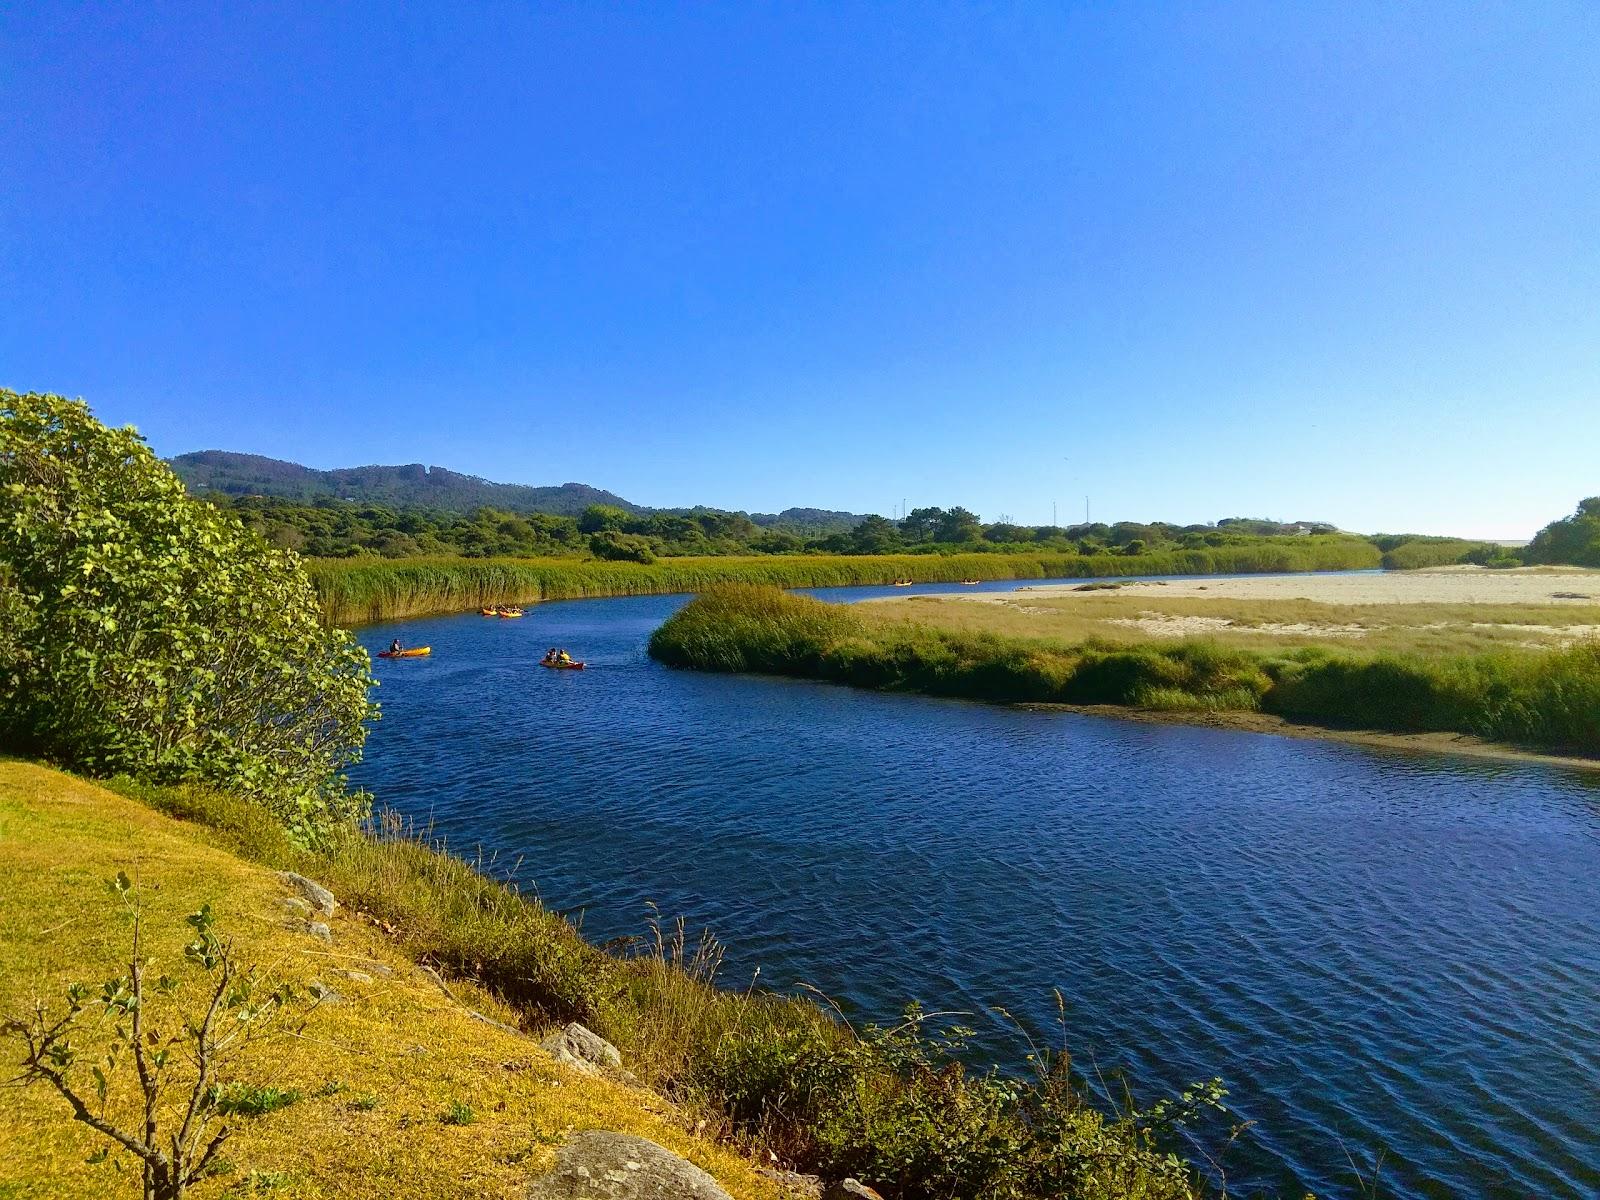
[863, 565, 1600, 654]
[958, 565, 1600, 607]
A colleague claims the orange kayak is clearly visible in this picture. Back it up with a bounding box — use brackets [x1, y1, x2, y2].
[539, 660, 585, 670]
[378, 646, 431, 659]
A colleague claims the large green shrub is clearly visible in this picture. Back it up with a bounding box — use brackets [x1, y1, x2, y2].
[588, 529, 657, 563]
[1524, 497, 1600, 567]
[0, 391, 375, 840]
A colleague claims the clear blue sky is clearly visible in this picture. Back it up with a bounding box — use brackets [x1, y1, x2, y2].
[3, 3, 1596, 537]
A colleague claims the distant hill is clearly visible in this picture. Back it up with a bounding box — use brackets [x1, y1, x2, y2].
[168, 451, 641, 517]
[170, 450, 874, 531]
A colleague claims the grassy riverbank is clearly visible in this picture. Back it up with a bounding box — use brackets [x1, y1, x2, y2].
[1, 760, 1212, 1200]
[648, 586, 1600, 754]
[307, 537, 1382, 624]
[0, 761, 781, 1200]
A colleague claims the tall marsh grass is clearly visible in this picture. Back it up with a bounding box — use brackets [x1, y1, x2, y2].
[1378, 538, 1495, 570]
[652, 587, 1600, 753]
[308, 537, 1383, 625]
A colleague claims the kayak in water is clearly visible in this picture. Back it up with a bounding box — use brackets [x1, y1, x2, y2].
[539, 659, 585, 670]
[378, 646, 431, 659]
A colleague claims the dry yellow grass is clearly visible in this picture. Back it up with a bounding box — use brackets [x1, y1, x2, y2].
[864, 591, 1600, 656]
[0, 761, 781, 1200]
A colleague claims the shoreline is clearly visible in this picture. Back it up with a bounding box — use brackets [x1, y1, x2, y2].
[650, 586, 1600, 768]
[308, 543, 1386, 626]
[1028, 702, 1600, 773]
[904, 564, 1600, 608]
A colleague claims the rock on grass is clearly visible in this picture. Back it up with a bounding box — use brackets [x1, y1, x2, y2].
[525, 1131, 733, 1199]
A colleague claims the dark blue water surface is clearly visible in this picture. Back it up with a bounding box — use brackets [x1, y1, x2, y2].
[354, 584, 1600, 1199]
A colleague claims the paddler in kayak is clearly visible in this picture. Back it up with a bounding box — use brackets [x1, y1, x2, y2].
[389, 638, 404, 655]
[541, 647, 575, 666]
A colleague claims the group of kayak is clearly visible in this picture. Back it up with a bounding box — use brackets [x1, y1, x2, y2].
[376, 604, 586, 669]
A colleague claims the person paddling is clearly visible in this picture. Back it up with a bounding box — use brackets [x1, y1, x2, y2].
[389, 638, 404, 655]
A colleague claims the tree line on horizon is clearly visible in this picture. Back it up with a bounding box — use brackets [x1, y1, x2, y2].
[208, 492, 1384, 563]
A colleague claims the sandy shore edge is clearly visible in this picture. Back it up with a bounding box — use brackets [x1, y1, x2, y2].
[1025, 702, 1600, 772]
[893, 565, 1600, 608]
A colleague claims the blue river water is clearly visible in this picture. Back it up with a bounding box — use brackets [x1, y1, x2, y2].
[353, 580, 1600, 1198]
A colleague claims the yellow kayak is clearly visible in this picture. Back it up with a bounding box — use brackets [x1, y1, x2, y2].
[378, 646, 431, 658]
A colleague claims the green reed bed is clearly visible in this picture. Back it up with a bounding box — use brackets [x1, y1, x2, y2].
[650, 586, 1600, 753]
[1376, 537, 1496, 570]
[307, 537, 1381, 625]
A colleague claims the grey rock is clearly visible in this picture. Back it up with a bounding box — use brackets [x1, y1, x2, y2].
[307, 920, 332, 943]
[307, 980, 342, 1004]
[822, 1183, 883, 1200]
[280, 896, 312, 918]
[336, 969, 373, 984]
[526, 1131, 732, 1199]
[278, 871, 336, 917]
[542, 1022, 622, 1075]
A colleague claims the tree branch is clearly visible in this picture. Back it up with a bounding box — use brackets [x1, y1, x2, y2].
[173, 956, 233, 1164]
[182, 1125, 231, 1186]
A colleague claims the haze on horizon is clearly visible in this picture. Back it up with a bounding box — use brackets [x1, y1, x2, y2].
[3, 3, 1596, 541]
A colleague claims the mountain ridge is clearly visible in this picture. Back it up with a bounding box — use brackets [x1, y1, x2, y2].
[168, 450, 869, 531]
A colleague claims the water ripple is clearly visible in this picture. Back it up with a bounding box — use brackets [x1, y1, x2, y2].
[355, 591, 1600, 1199]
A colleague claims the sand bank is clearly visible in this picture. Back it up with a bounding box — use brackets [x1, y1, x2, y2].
[970, 566, 1600, 607]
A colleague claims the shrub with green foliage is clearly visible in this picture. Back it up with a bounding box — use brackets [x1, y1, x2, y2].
[0, 391, 375, 840]
[1524, 497, 1600, 567]
[589, 529, 658, 563]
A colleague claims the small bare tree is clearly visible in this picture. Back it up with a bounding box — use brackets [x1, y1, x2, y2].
[3, 873, 298, 1200]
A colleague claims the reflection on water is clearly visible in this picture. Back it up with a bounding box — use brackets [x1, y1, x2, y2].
[355, 588, 1600, 1198]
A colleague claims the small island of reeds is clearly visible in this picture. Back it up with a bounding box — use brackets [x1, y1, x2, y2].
[647, 577, 1600, 757]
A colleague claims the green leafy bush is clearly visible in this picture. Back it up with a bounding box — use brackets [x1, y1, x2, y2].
[0, 391, 375, 841]
[588, 529, 657, 563]
[211, 1083, 303, 1118]
[1524, 497, 1600, 567]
